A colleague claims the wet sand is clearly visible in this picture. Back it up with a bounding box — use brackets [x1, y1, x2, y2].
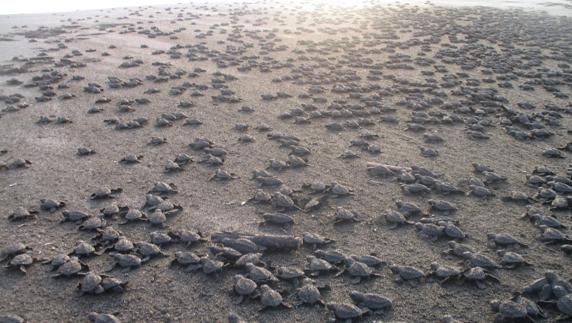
[0, 1, 572, 322]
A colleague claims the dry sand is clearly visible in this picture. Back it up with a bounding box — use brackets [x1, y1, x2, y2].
[0, 1, 572, 322]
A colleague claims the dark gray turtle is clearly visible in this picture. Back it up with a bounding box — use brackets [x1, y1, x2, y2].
[501, 191, 534, 204]
[314, 249, 347, 265]
[246, 263, 278, 283]
[42, 253, 70, 271]
[542, 148, 565, 159]
[338, 259, 382, 284]
[249, 234, 302, 251]
[61, 210, 90, 223]
[333, 207, 360, 224]
[242, 189, 272, 205]
[276, 266, 305, 282]
[52, 257, 89, 278]
[499, 251, 531, 269]
[220, 237, 262, 254]
[110, 237, 134, 254]
[415, 222, 444, 241]
[327, 303, 368, 321]
[401, 183, 431, 195]
[428, 199, 457, 214]
[168, 229, 206, 246]
[389, 265, 425, 282]
[490, 299, 528, 321]
[135, 242, 167, 262]
[539, 226, 572, 244]
[199, 257, 226, 274]
[487, 233, 528, 248]
[294, 278, 326, 306]
[350, 255, 386, 268]
[208, 246, 243, 262]
[306, 256, 338, 276]
[303, 232, 335, 248]
[329, 183, 353, 197]
[8, 207, 37, 221]
[174, 153, 193, 165]
[271, 192, 300, 210]
[90, 187, 123, 200]
[100, 204, 126, 218]
[209, 169, 238, 181]
[189, 138, 213, 150]
[462, 266, 500, 289]
[150, 232, 172, 245]
[350, 290, 393, 313]
[120, 154, 142, 164]
[87, 312, 121, 323]
[79, 216, 107, 231]
[148, 209, 167, 227]
[383, 210, 414, 229]
[164, 160, 183, 172]
[440, 222, 467, 240]
[70, 240, 101, 258]
[234, 253, 265, 268]
[445, 241, 476, 257]
[462, 252, 502, 269]
[522, 207, 566, 229]
[121, 208, 146, 224]
[143, 194, 164, 209]
[172, 251, 202, 271]
[6, 253, 35, 273]
[78, 272, 105, 295]
[557, 294, 572, 318]
[262, 212, 294, 226]
[107, 253, 142, 271]
[40, 198, 66, 212]
[148, 182, 178, 195]
[467, 185, 495, 199]
[77, 147, 96, 156]
[0, 314, 25, 323]
[100, 276, 128, 293]
[259, 284, 291, 310]
[233, 274, 258, 303]
[562, 244, 572, 255]
[395, 200, 425, 217]
[148, 137, 167, 146]
[429, 262, 462, 283]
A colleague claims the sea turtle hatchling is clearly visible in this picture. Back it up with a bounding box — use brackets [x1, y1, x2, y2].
[135, 242, 167, 262]
[305, 256, 338, 276]
[40, 198, 66, 212]
[294, 278, 326, 306]
[383, 210, 414, 229]
[245, 263, 278, 283]
[70, 240, 101, 258]
[333, 207, 361, 224]
[120, 154, 143, 164]
[148, 182, 178, 195]
[327, 303, 369, 321]
[389, 265, 426, 283]
[107, 253, 142, 271]
[461, 266, 500, 289]
[52, 257, 89, 278]
[7, 207, 37, 222]
[302, 232, 335, 248]
[259, 284, 291, 310]
[150, 232, 173, 245]
[337, 259, 382, 284]
[209, 169, 238, 181]
[0, 242, 31, 263]
[120, 208, 146, 224]
[329, 183, 354, 197]
[487, 233, 528, 248]
[171, 251, 202, 271]
[79, 216, 107, 231]
[5, 253, 36, 273]
[445, 241, 476, 257]
[78, 272, 127, 295]
[90, 188, 123, 200]
[234, 253, 265, 268]
[87, 312, 121, 323]
[168, 229, 206, 246]
[349, 291, 393, 313]
[429, 262, 462, 283]
[232, 274, 258, 304]
[77, 147, 96, 156]
[61, 210, 90, 223]
[498, 251, 531, 269]
[462, 252, 502, 269]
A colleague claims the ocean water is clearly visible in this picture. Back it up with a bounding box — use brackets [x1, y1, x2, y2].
[1, 0, 572, 16]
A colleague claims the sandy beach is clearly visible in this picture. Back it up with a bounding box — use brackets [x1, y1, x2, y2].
[1, 0, 572, 322]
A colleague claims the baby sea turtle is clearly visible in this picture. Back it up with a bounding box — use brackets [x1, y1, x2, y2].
[428, 199, 457, 214]
[337, 259, 382, 284]
[6, 253, 35, 273]
[233, 274, 258, 304]
[467, 185, 495, 199]
[79, 216, 107, 231]
[108, 237, 134, 254]
[401, 183, 431, 195]
[148, 182, 178, 195]
[78, 272, 127, 295]
[259, 284, 291, 310]
[52, 257, 89, 278]
[261, 212, 294, 226]
[8, 207, 37, 222]
[350, 291, 393, 313]
[120, 154, 143, 164]
[303, 232, 335, 248]
[395, 200, 425, 217]
[305, 256, 338, 276]
[87, 312, 121, 323]
[538, 226, 572, 244]
[498, 251, 531, 269]
[0, 242, 31, 263]
[462, 266, 500, 289]
[234, 253, 265, 268]
[487, 233, 528, 248]
[327, 303, 368, 321]
[77, 147, 96, 156]
[70, 240, 101, 258]
[40, 198, 65, 212]
[172, 251, 202, 271]
[120, 208, 146, 224]
[445, 241, 476, 257]
[429, 262, 462, 283]
[107, 253, 142, 271]
[61, 210, 90, 223]
[294, 278, 326, 306]
[150, 232, 172, 245]
[168, 229, 206, 246]
[209, 169, 238, 181]
[135, 242, 167, 262]
[329, 183, 354, 197]
[389, 265, 426, 283]
[246, 263, 278, 283]
[276, 266, 305, 283]
[415, 222, 444, 241]
[333, 207, 361, 224]
[462, 252, 501, 269]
